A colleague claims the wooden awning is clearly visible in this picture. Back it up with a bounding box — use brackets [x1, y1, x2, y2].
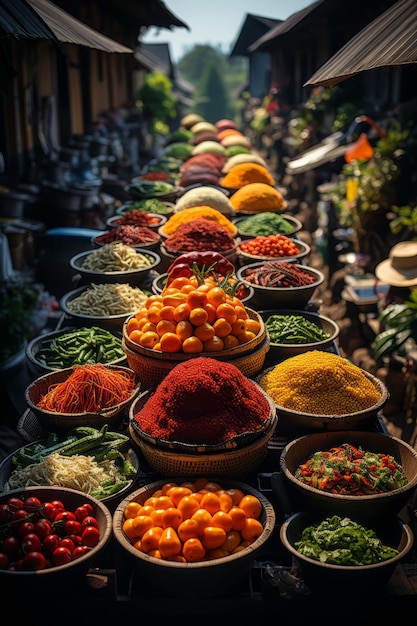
[28, 0, 133, 52]
[305, 0, 417, 86]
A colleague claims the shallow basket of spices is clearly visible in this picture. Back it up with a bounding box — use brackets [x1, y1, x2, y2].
[112, 477, 276, 598]
[257, 351, 389, 436]
[128, 357, 278, 477]
[122, 307, 270, 389]
[279, 431, 417, 525]
[24, 363, 141, 431]
[279, 510, 414, 594]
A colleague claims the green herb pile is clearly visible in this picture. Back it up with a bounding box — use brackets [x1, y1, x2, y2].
[265, 314, 330, 344]
[237, 212, 295, 236]
[295, 515, 399, 565]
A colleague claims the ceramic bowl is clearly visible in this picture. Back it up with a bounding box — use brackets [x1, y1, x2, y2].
[69, 247, 161, 286]
[237, 238, 311, 266]
[234, 214, 303, 239]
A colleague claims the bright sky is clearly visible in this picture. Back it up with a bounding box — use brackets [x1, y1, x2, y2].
[141, 0, 313, 62]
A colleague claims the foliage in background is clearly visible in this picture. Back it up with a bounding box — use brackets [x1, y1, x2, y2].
[193, 62, 233, 123]
[0, 279, 38, 361]
[137, 72, 178, 135]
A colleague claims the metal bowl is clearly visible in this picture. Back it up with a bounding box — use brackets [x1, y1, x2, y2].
[69, 247, 161, 285]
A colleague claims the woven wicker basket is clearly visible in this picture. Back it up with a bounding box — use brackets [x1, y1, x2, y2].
[24, 365, 141, 431]
[129, 409, 278, 477]
[122, 308, 269, 388]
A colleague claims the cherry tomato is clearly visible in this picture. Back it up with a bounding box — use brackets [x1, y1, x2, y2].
[65, 534, 81, 546]
[21, 551, 47, 571]
[21, 533, 42, 554]
[42, 534, 60, 556]
[23, 496, 41, 511]
[50, 500, 65, 512]
[81, 503, 94, 516]
[74, 505, 90, 522]
[0, 552, 9, 570]
[54, 510, 76, 523]
[59, 537, 75, 553]
[11, 509, 29, 523]
[71, 545, 89, 560]
[17, 521, 35, 538]
[33, 518, 52, 540]
[81, 526, 100, 548]
[64, 520, 83, 536]
[52, 546, 72, 566]
[82, 516, 99, 529]
[6, 497, 24, 511]
[2, 536, 20, 557]
[0, 503, 12, 523]
[41, 502, 58, 521]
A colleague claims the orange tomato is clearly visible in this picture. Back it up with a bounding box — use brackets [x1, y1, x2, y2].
[173, 302, 191, 322]
[160, 332, 182, 352]
[166, 485, 193, 506]
[154, 495, 174, 510]
[191, 508, 213, 535]
[211, 511, 233, 533]
[201, 526, 227, 550]
[158, 305, 176, 322]
[204, 302, 217, 324]
[200, 492, 221, 515]
[240, 517, 264, 542]
[140, 321, 157, 334]
[201, 481, 222, 492]
[139, 331, 160, 348]
[156, 319, 177, 336]
[228, 506, 247, 531]
[245, 318, 261, 335]
[162, 293, 187, 308]
[168, 276, 193, 290]
[223, 529, 242, 553]
[206, 286, 227, 307]
[162, 507, 183, 530]
[237, 330, 256, 344]
[238, 495, 262, 519]
[123, 501, 142, 519]
[186, 290, 208, 309]
[140, 526, 163, 553]
[203, 335, 224, 351]
[159, 527, 182, 558]
[145, 294, 163, 309]
[131, 515, 154, 539]
[127, 317, 141, 334]
[128, 329, 143, 344]
[177, 495, 201, 520]
[193, 477, 209, 491]
[222, 335, 240, 349]
[216, 302, 237, 324]
[147, 306, 163, 324]
[217, 491, 233, 513]
[193, 322, 215, 342]
[150, 508, 165, 527]
[234, 305, 248, 320]
[226, 488, 245, 505]
[230, 319, 247, 336]
[122, 518, 140, 542]
[175, 320, 194, 340]
[182, 537, 206, 562]
[177, 518, 200, 542]
[188, 307, 208, 326]
[182, 336, 204, 353]
[213, 318, 232, 338]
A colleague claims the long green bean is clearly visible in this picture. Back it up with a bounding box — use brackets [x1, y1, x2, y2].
[265, 314, 330, 344]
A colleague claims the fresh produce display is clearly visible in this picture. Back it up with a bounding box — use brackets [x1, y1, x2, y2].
[236, 212, 295, 236]
[94, 226, 160, 247]
[65, 283, 148, 316]
[0, 493, 102, 570]
[126, 265, 262, 353]
[120, 477, 265, 562]
[35, 363, 137, 413]
[239, 261, 317, 287]
[131, 356, 271, 444]
[7, 426, 137, 498]
[239, 234, 300, 258]
[294, 515, 399, 565]
[259, 351, 382, 415]
[33, 326, 125, 369]
[264, 314, 330, 344]
[79, 242, 155, 272]
[163, 218, 236, 254]
[294, 442, 408, 495]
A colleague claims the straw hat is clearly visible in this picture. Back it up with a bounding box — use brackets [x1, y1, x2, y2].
[375, 241, 417, 287]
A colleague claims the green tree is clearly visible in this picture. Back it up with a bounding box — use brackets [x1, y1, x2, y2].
[137, 72, 178, 134]
[194, 62, 232, 123]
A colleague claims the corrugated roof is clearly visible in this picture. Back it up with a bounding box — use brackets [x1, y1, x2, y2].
[134, 44, 170, 73]
[28, 0, 132, 52]
[249, 0, 325, 52]
[0, 0, 58, 39]
[305, 0, 417, 86]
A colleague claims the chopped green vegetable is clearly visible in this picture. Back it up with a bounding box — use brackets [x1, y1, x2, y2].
[265, 314, 330, 344]
[295, 515, 399, 565]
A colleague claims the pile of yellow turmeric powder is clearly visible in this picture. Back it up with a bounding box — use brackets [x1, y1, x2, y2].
[230, 183, 287, 213]
[220, 162, 275, 189]
[160, 206, 238, 236]
[258, 351, 382, 415]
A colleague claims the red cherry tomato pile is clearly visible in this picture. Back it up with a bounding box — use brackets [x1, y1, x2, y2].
[0, 495, 101, 572]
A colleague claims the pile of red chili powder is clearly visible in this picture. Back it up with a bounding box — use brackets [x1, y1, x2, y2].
[132, 357, 272, 445]
[164, 218, 236, 253]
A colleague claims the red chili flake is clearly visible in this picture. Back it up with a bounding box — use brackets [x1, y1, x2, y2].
[111, 210, 162, 227]
[95, 225, 160, 246]
[164, 218, 236, 253]
[133, 357, 271, 444]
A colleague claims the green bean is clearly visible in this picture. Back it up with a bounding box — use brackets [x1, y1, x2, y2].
[265, 314, 330, 344]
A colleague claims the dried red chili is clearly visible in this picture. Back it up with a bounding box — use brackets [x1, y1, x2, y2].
[111, 210, 161, 227]
[95, 225, 160, 246]
[164, 218, 236, 253]
[132, 357, 272, 444]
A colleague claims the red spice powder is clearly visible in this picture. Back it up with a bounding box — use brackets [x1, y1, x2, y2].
[164, 218, 235, 253]
[133, 357, 272, 444]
